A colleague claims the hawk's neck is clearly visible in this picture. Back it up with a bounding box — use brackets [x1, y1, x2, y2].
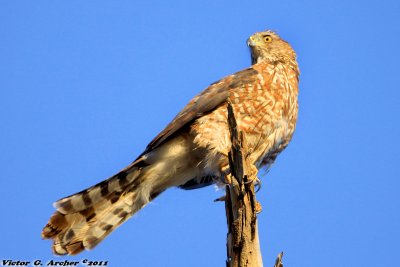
[253, 56, 300, 78]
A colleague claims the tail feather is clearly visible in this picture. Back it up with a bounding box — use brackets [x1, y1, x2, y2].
[42, 135, 197, 255]
[42, 167, 147, 255]
[55, 166, 141, 214]
[83, 191, 138, 249]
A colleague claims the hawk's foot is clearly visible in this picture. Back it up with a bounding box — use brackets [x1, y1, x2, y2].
[255, 201, 262, 214]
[244, 164, 261, 191]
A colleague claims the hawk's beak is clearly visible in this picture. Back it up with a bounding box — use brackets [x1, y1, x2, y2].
[247, 37, 256, 47]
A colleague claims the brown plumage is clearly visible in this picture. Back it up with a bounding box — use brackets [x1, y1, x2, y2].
[42, 30, 299, 255]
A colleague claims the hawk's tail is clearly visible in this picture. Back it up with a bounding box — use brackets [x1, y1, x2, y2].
[41, 164, 160, 255]
[42, 135, 196, 255]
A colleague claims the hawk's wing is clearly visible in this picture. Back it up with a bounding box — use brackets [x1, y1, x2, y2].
[144, 67, 258, 152]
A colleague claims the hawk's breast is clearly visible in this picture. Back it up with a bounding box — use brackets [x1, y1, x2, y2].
[191, 61, 298, 172]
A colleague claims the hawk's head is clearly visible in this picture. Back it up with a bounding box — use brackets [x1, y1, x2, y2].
[247, 30, 296, 65]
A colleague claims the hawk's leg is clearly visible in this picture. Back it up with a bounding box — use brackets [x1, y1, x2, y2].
[213, 164, 231, 202]
[243, 162, 262, 192]
[220, 164, 232, 184]
[218, 161, 261, 190]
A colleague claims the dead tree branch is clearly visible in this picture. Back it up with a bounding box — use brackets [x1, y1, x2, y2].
[273, 252, 284, 267]
[225, 103, 263, 267]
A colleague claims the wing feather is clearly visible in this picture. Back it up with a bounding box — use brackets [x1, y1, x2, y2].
[145, 67, 258, 151]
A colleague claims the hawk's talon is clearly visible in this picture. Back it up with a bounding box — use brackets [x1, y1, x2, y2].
[243, 176, 261, 191]
[255, 201, 262, 213]
[222, 174, 232, 185]
[255, 177, 262, 192]
[220, 165, 232, 185]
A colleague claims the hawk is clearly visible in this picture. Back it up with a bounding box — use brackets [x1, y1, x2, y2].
[42, 30, 300, 255]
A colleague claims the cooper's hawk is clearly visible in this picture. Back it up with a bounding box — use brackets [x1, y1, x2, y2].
[42, 30, 299, 255]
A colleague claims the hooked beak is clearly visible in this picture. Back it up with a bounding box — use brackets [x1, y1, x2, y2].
[247, 36, 256, 47]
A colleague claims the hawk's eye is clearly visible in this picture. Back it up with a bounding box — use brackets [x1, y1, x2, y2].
[263, 35, 272, 43]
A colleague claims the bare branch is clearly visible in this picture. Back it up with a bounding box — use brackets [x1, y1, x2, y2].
[225, 103, 263, 267]
[273, 252, 284, 267]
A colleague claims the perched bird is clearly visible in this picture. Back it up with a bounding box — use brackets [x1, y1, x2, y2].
[42, 30, 300, 255]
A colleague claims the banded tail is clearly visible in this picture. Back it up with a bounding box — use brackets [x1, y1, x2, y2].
[41, 165, 146, 255]
[42, 135, 202, 255]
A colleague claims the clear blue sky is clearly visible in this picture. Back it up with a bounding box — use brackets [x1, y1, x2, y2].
[1, 1, 399, 266]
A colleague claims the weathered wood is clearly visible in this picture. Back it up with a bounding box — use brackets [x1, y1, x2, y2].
[273, 252, 284, 267]
[225, 103, 263, 267]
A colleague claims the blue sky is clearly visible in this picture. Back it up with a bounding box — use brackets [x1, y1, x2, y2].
[1, 1, 399, 266]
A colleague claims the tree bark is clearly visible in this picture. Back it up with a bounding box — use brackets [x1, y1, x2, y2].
[225, 103, 263, 267]
[273, 252, 284, 267]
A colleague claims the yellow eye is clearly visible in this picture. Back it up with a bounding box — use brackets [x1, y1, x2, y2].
[263, 35, 272, 42]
